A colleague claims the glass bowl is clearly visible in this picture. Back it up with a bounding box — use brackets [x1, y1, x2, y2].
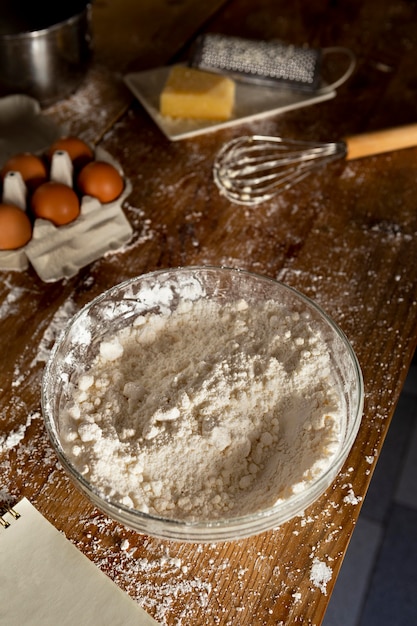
[42, 266, 364, 542]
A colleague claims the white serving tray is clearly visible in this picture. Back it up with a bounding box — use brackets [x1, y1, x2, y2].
[124, 65, 336, 142]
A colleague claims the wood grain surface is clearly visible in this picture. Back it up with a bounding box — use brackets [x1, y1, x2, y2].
[1, 0, 417, 624]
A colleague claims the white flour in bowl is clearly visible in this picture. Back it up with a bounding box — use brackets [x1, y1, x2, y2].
[61, 297, 343, 521]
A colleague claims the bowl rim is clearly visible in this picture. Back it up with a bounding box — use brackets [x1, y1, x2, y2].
[42, 265, 364, 541]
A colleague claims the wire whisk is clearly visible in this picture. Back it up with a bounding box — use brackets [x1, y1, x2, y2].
[213, 124, 417, 205]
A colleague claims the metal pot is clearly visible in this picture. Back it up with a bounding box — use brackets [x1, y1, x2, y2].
[0, 2, 93, 107]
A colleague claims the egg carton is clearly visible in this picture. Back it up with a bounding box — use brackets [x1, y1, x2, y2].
[0, 147, 133, 282]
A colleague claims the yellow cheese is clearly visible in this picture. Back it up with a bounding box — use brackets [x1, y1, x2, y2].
[160, 66, 235, 121]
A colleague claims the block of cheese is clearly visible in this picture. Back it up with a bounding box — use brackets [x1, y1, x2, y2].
[160, 66, 235, 121]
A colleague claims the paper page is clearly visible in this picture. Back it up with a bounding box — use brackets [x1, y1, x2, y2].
[0, 498, 159, 625]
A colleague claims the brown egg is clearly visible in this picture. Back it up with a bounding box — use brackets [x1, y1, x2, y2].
[0, 203, 32, 250]
[77, 160, 124, 203]
[31, 182, 80, 226]
[1, 153, 48, 191]
[47, 136, 94, 171]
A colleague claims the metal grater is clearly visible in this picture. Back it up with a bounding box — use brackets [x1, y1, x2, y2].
[190, 34, 322, 92]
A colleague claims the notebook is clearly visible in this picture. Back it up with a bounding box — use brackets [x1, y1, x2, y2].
[0, 498, 159, 625]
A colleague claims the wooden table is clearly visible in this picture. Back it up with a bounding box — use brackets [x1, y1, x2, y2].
[1, 0, 417, 624]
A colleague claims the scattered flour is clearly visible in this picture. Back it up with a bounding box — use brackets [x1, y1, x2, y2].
[342, 486, 362, 506]
[0, 285, 26, 320]
[310, 557, 333, 594]
[31, 298, 78, 368]
[59, 291, 344, 522]
[0, 412, 40, 451]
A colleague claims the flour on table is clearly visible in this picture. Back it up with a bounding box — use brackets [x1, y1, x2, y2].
[31, 298, 78, 367]
[310, 557, 333, 594]
[60, 296, 343, 521]
[0, 412, 40, 452]
[0, 285, 26, 320]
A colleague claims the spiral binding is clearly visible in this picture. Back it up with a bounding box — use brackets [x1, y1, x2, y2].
[0, 505, 20, 529]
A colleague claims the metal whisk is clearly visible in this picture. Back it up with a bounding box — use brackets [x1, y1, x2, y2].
[213, 124, 417, 205]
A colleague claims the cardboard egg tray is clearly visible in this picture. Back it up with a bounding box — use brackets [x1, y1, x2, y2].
[0, 146, 133, 282]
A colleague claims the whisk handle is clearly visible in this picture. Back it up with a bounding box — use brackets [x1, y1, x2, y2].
[344, 123, 417, 160]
